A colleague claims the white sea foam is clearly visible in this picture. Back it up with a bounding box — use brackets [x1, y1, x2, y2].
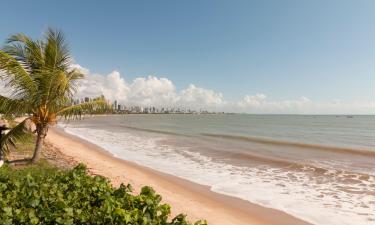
[61, 125, 375, 225]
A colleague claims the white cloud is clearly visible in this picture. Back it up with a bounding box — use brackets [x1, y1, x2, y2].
[237, 94, 314, 113]
[238, 93, 267, 108]
[71, 64, 375, 114]
[237, 94, 375, 114]
[73, 64, 225, 110]
[1, 64, 374, 114]
[127, 76, 177, 106]
[179, 84, 225, 108]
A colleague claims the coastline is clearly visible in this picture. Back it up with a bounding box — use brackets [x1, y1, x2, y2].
[46, 127, 312, 225]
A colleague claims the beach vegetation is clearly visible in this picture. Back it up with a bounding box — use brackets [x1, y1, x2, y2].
[0, 163, 207, 225]
[0, 28, 109, 163]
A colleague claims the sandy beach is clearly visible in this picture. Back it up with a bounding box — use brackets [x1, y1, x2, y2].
[45, 127, 312, 225]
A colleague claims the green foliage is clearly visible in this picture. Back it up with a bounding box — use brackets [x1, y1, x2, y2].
[0, 163, 207, 225]
[0, 119, 32, 156]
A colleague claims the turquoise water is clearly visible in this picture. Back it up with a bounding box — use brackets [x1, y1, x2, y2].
[61, 114, 375, 225]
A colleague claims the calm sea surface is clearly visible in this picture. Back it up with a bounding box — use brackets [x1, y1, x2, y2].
[60, 114, 375, 225]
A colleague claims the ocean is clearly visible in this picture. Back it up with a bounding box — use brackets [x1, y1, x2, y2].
[59, 114, 375, 225]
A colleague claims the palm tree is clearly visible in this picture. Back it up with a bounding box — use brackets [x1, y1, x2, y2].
[0, 28, 108, 163]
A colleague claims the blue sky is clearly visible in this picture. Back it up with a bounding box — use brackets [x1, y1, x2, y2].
[1, 0, 375, 113]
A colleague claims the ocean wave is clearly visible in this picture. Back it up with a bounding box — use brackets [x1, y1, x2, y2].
[201, 133, 375, 157]
[61, 125, 375, 225]
[115, 125, 192, 137]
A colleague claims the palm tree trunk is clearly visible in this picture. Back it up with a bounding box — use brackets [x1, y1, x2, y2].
[31, 125, 48, 163]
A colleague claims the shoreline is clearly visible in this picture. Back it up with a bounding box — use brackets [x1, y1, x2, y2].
[46, 127, 312, 225]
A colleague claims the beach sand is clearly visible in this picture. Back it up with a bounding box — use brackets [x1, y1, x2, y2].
[46, 127, 312, 225]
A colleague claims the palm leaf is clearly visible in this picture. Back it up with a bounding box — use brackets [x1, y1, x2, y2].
[0, 118, 31, 156]
[0, 50, 36, 98]
[44, 28, 70, 70]
[0, 95, 30, 115]
[6, 33, 44, 70]
[66, 69, 84, 92]
[2, 43, 27, 61]
[57, 99, 110, 119]
[6, 33, 31, 44]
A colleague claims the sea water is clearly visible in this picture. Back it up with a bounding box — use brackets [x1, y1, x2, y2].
[60, 114, 375, 225]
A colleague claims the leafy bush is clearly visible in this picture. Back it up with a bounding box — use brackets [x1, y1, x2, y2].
[0, 163, 207, 225]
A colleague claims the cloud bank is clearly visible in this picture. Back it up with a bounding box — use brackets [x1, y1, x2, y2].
[70, 64, 375, 114]
[71, 64, 375, 114]
[1, 64, 374, 114]
[73, 64, 227, 111]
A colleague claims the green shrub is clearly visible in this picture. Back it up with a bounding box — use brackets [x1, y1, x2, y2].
[0, 163, 207, 225]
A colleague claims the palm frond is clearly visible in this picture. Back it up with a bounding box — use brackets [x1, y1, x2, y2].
[64, 69, 84, 98]
[6, 33, 31, 44]
[0, 50, 36, 98]
[6, 33, 45, 69]
[2, 43, 27, 61]
[0, 95, 30, 115]
[44, 28, 70, 70]
[0, 118, 32, 156]
[57, 99, 110, 119]
[30, 68, 76, 114]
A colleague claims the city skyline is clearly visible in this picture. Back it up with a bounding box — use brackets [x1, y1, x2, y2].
[73, 96, 215, 114]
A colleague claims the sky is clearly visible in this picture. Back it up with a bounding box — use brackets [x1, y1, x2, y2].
[1, 0, 375, 114]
